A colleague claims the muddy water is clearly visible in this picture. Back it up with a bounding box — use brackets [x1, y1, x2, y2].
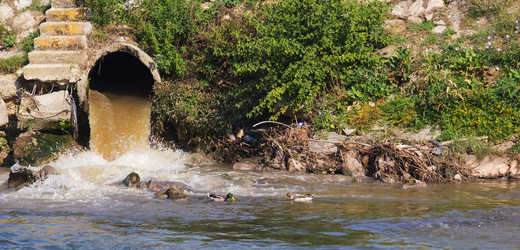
[89, 90, 151, 161]
[1, 90, 520, 249]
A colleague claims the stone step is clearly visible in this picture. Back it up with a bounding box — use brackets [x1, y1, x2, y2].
[23, 63, 80, 83]
[40, 22, 92, 36]
[34, 36, 87, 50]
[28, 50, 87, 64]
[52, 0, 84, 9]
[45, 8, 89, 21]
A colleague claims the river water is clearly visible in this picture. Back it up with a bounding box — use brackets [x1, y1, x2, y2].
[1, 91, 520, 249]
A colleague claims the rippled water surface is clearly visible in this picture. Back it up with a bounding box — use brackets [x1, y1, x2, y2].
[2, 90, 520, 249]
[2, 160, 520, 249]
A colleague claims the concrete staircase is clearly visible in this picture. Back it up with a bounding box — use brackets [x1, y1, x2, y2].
[23, 0, 91, 85]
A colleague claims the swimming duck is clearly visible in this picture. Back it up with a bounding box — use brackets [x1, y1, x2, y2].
[208, 193, 235, 202]
[284, 192, 314, 202]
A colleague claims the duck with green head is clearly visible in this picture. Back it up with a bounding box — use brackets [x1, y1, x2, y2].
[208, 193, 235, 202]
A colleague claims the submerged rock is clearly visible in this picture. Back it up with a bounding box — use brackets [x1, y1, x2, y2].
[155, 188, 188, 200]
[166, 187, 188, 199]
[121, 172, 140, 187]
[8, 165, 57, 188]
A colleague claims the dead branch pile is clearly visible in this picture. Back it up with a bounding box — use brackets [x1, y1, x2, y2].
[214, 125, 448, 183]
[361, 143, 445, 183]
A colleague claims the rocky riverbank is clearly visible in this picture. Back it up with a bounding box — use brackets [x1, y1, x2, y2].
[216, 124, 520, 184]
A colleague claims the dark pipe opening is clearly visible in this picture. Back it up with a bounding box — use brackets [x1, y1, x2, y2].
[88, 51, 154, 94]
[77, 52, 155, 148]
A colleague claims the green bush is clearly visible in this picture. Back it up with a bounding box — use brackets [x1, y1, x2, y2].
[234, 0, 391, 119]
[85, 0, 125, 27]
[152, 78, 260, 148]
[118, 0, 205, 77]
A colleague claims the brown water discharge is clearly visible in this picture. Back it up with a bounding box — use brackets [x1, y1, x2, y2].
[89, 90, 151, 160]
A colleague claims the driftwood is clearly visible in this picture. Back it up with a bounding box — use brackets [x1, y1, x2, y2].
[215, 125, 451, 183]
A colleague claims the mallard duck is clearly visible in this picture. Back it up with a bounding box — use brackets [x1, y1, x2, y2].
[208, 193, 235, 202]
[284, 192, 314, 202]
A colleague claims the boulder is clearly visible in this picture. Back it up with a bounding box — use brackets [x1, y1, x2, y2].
[453, 173, 462, 182]
[391, 0, 414, 19]
[12, 11, 44, 34]
[446, 0, 466, 32]
[338, 157, 365, 177]
[14, 0, 32, 10]
[509, 161, 520, 179]
[0, 99, 8, 130]
[464, 154, 511, 178]
[0, 74, 21, 99]
[287, 158, 305, 173]
[425, 0, 445, 14]
[8, 164, 57, 188]
[491, 141, 515, 152]
[309, 132, 347, 155]
[384, 19, 407, 34]
[121, 171, 140, 187]
[12, 131, 78, 166]
[376, 45, 396, 57]
[0, 4, 14, 25]
[165, 187, 188, 199]
[432, 25, 447, 33]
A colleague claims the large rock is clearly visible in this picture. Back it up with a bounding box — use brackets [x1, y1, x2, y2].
[509, 161, 520, 179]
[338, 157, 365, 177]
[425, 0, 445, 13]
[445, 0, 466, 32]
[385, 19, 407, 34]
[8, 164, 57, 188]
[0, 99, 8, 130]
[14, 0, 33, 10]
[463, 154, 511, 178]
[12, 11, 44, 33]
[391, 0, 414, 19]
[309, 132, 347, 155]
[12, 131, 78, 166]
[287, 158, 306, 173]
[432, 26, 447, 34]
[491, 141, 515, 152]
[0, 4, 14, 25]
[0, 74, 21, 99]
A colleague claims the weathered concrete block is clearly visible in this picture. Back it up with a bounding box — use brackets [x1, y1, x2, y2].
[34, 36, 87, 50]
[23, 63, 80, 83]
[45, 8, 88, 21]
[40, 21, 92, 36]
[28, 50, 87, 64]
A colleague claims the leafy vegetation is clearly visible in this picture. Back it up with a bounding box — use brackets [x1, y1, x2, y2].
[77, 0, 520, 149]
[0, 54, 28, 74]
